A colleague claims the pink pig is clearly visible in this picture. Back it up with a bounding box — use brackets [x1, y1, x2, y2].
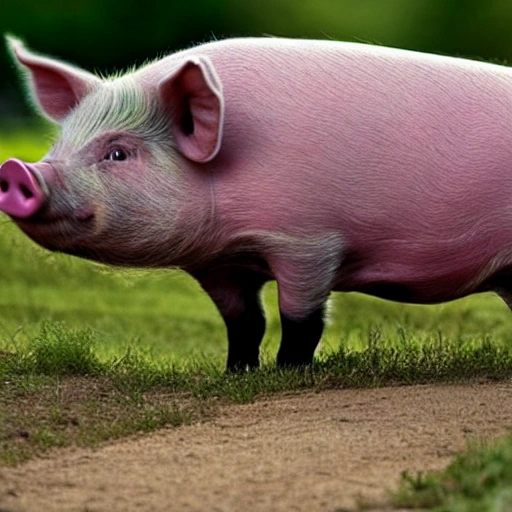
[2, 36, 512, 370]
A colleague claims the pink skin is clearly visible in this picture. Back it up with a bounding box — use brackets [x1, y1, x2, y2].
[0, 159, 48, 218]
[3, 37, 512, 369]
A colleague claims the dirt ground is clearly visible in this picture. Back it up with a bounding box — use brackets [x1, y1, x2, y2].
[1, 382, 512, 512]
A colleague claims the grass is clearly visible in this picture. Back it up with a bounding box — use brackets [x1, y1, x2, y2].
[0, 118, 57, 162]
[392, 435, 512, 511]
[2, 319, 512, 468]
[2, 124, 512, 508]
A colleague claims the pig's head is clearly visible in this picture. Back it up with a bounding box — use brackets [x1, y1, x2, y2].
[0, 38, 224, 267]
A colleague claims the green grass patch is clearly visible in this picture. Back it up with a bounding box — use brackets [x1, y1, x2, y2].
[0, 118, 56, 162]
[392, 435, 512, 511]
[0, 322, 213, 466]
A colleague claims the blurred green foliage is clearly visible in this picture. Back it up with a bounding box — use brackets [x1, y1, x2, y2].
[1, 0, 512, 121]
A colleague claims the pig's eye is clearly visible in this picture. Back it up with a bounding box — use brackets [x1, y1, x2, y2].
[104, 148, 128, 162]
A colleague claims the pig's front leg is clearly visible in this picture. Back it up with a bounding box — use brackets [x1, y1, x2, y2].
[270, 238, 341, 367]
[196, 269, 267, 371]
[276, 306, 325, 367]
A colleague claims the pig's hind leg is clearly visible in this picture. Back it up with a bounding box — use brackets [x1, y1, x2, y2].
[197, 269, 267, 372]
[481, 272, 512, 312]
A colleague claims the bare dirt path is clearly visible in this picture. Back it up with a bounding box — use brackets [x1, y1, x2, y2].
[1, 382, 512, 512]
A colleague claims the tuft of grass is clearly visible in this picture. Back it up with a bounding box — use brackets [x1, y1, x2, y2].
[24, 322, 102, 376]
[320, 329, 512, 386]
[392, 435, 512, 511]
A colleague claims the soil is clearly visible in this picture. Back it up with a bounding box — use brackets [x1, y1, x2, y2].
[1, 382, 512, 512]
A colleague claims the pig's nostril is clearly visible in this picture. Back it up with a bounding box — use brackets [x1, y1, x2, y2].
[20, 184, 34, 200]
[0, 180, 8, 193]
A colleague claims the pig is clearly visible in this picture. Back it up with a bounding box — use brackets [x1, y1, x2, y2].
[2, 36, 512, 371]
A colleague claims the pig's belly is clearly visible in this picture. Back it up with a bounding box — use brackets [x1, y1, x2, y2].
[333, 238, 502, 304]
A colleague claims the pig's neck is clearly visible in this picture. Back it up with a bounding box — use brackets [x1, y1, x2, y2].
[166, 159, 226, 270]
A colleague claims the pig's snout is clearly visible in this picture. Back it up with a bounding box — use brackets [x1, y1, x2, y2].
[0, 159, 49, 218]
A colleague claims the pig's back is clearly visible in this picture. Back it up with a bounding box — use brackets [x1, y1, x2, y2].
[198, 38, 512, 228]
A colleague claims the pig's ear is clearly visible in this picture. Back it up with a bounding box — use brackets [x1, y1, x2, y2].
[6, 36, 101, 122]
[159, 56, 224, 163]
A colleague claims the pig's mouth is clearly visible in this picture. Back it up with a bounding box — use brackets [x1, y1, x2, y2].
[13, 206, 97, 252]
